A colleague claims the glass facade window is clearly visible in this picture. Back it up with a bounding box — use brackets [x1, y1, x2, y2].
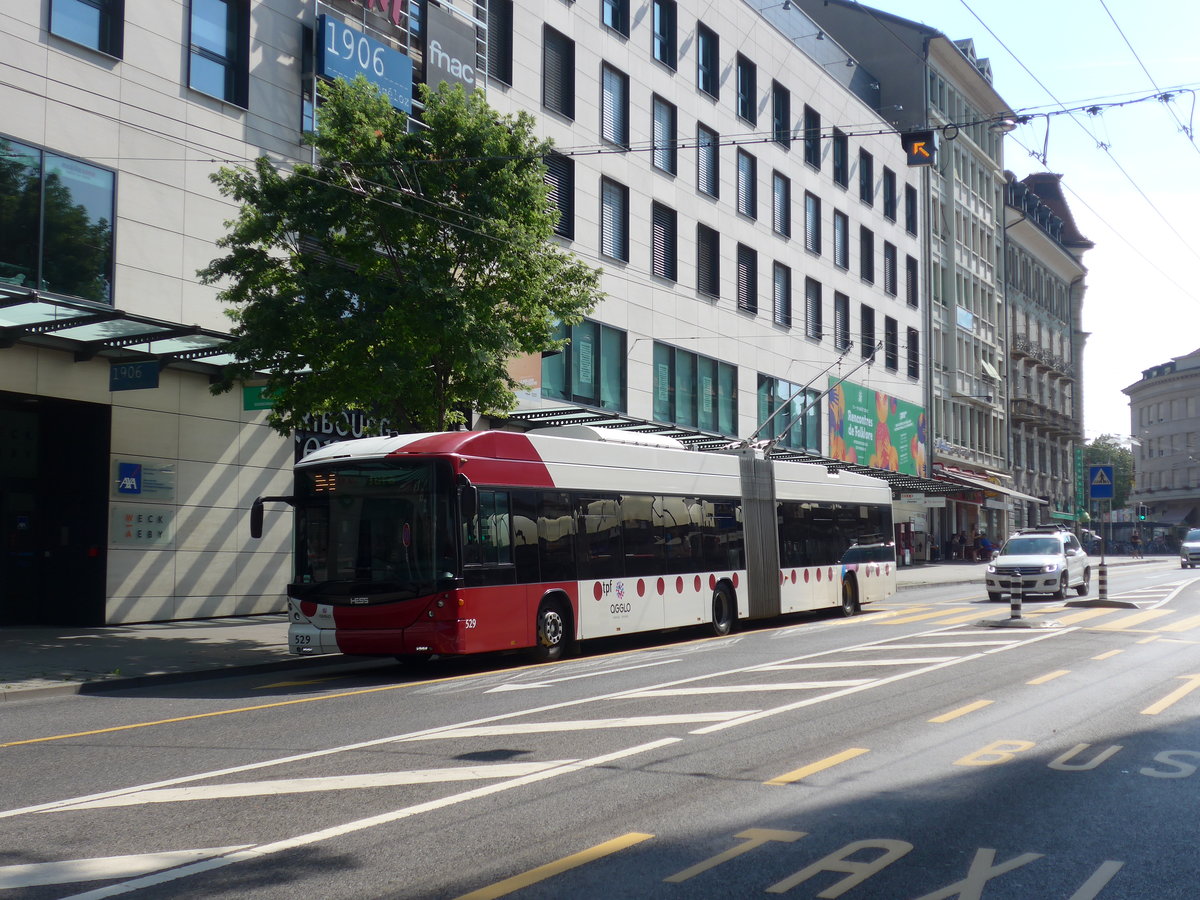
[736, 243, 757, 313]
[884, 316, 899, 370]
[860, 226, 874, 283]
[832, 129, 848, 187]
[736, 54, 757, 125]
[50, 0, 124, 57]
[653, 342, 737, 435]
[543, 26, 575, 119]
[599, 177, 629, 261]
[697, 24, 719, 98]
[652, 0, 677, 68]
[602, 0, 630, 36]
[858, 149, 873, 205]
[758, 375, 820, 452]
[905, 184, 918, 234]
[772, 171, 790, 238]
[803, 105, 820, 169]
[651, 96, 677, 175]
[906, 327, 919, 378]
[772, 81, 790, 146]
[601, 63, 630, 147]
[697, 124, 719, 197]
[772, 262, 791, 328]
[542, 319, 626, 411]
[697, 224, 720, 296]
[737, 149, 756, 219]
[544, 152, 575, 240]
[0, 138, 115, 303]
[189, 0, 249, 107]
[861, 304, 876, 358]
[883, 167, 897, 220]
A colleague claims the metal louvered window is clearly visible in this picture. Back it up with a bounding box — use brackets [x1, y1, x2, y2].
[737, 243, 757, 313]
[906, 254, 919, 307]
[834, 292, 850, 351]
[860, 226, 874, 283]
[805, 277, 822, 340]
[486, 0, 513, 85]
[600, 177, 629, 262]
[772, 172, 790, 238]
[833, 210, 849, 269]
[884, 316, 899, 370]
[860, 304, 876, 359]
[697, 224, 720, 296]
[737, 150, 756, 219]
[652, 96, 677, 175]
[602, 63, 629, 146]
[651, 202, 677, 281]
[804, 192, 820, 254]
[884, 241, 897, 295]
[697, 124, 719, 197]
[543, 26, 575, 119]
[544, 152, 574, 240]
[773, 262, 791, 327]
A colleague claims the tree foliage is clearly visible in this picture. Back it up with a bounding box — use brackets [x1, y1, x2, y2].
[199, 77, 601, 434]
[1084, 434, 1134, 509]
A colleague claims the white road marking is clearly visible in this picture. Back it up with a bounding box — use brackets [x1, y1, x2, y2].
[486, 658, 681, 692]
[0, 847, 251, 889]
[46, 762, 576, 811]
[400, 712, 756, 740]
[624, 681, 872, 697]
[848, 640, 1018, 649]
[761, 658, 958, 669]
[57, 739, 682, 900]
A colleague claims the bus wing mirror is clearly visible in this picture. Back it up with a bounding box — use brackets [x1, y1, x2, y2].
[460, 484, 479, 522]
[250, 495, 294, 540]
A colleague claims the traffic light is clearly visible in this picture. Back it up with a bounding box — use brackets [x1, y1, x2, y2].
[1137, 504, 1148, 521]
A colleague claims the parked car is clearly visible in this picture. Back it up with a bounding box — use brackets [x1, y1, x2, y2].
[985, 525, 1090, 601]
[1181, 528, 1200, 569]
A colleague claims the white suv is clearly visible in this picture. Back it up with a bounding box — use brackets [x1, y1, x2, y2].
[1182, 528, 1200, 569]
[986, 525, 1090, 601]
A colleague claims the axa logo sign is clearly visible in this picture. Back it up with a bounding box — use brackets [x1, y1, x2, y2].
[117, 462, 142, 494]
[426, 4, 477, 92]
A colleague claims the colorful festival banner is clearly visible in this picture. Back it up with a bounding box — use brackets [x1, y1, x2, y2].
[828, 379, 927, 476]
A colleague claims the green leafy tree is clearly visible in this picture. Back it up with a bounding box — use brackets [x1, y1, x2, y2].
[199, 77, 601, 434]
[1084, 434, 1134, 510]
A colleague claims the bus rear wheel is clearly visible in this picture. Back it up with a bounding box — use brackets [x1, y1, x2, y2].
[839, 578, 860, 617]
[532, 599, 571, 663]
[711, 586, 735, 636]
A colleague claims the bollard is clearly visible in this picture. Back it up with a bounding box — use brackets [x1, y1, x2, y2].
[1098, 563, 1107, 602]
[1010, 578, 1024, 619]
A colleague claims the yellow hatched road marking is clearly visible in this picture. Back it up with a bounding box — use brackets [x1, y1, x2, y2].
[1158, 613, 1200, 633]
[1091, 610, 1173, 631]
[929, 609, 998, 625]
[929, 700, 993, 723]
[1092, 649, 1123, 660]
[454, 832, 653, 899]
[1055, 608, 1116, 626]
[765, 747, 870, 785]
[879, 608, 975, 625]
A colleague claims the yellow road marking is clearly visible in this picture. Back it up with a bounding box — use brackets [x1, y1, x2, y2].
[1091, 610, 1173, 631]
[1028, 669, 1070, 685]
[1055, 609, 1115, 626]
[880, 608, 974, 625]
[929, 700, 993, 723]
[1091, 649, 1123, 660]
[254, 677, 346, 689]
[1137, 635, 1161, 645]
[1158, 613, 1200, 633]
[930, 610, 997, 625]
[765, 748, 870, 785]
[1142, 674, 1200, 715]
[453, 832, 653, 899]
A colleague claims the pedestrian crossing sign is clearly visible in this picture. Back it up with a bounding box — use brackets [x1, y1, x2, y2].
[1088, 465, 1114, 499]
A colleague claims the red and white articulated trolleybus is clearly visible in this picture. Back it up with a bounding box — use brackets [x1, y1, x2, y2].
[251, 426, 896, 662]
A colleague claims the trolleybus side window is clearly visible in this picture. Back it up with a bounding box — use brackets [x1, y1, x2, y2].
[463, 490, 512, 567]
[702, 499, 744, 570]
[538, 491, 576, 582]
[578, 493, 623, 579]
[621, 493, 664, 577]
[511, 490, 540, 584]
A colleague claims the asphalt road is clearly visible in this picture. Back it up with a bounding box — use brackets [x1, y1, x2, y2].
[2, 560, 1197, 899]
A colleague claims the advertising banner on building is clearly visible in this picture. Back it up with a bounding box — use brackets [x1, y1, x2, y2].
[425, 4, 478, 93]
[828, 378, 926, 476]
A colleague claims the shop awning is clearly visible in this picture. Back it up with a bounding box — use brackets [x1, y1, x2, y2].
[1157, 506, 1196, 526]
[934, 467, 1047, 504]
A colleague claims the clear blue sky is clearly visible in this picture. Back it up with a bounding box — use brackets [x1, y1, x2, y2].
[857, 0, 1200, 442]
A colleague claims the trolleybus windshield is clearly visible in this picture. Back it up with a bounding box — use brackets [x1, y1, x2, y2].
[292, 459, 456, 602]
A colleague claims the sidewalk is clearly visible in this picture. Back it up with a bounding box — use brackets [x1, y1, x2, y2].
[0, 556, 1167, 701]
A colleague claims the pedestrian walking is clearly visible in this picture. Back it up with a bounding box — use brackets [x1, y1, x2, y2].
[1130, 530, 1143, 559]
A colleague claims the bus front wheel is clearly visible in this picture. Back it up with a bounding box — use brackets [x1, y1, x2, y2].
[533, 599, 571, 663]
[711, 586, 736, 636]
[839, 577, 860, 617]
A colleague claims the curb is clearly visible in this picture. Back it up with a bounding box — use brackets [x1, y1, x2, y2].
[0, 653, 354, 702]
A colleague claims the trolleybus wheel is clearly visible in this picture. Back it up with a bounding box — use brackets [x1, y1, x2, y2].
[533, 600, 571, 662]
[711, 586, 735, 636]
[839, 577, 860, 617]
